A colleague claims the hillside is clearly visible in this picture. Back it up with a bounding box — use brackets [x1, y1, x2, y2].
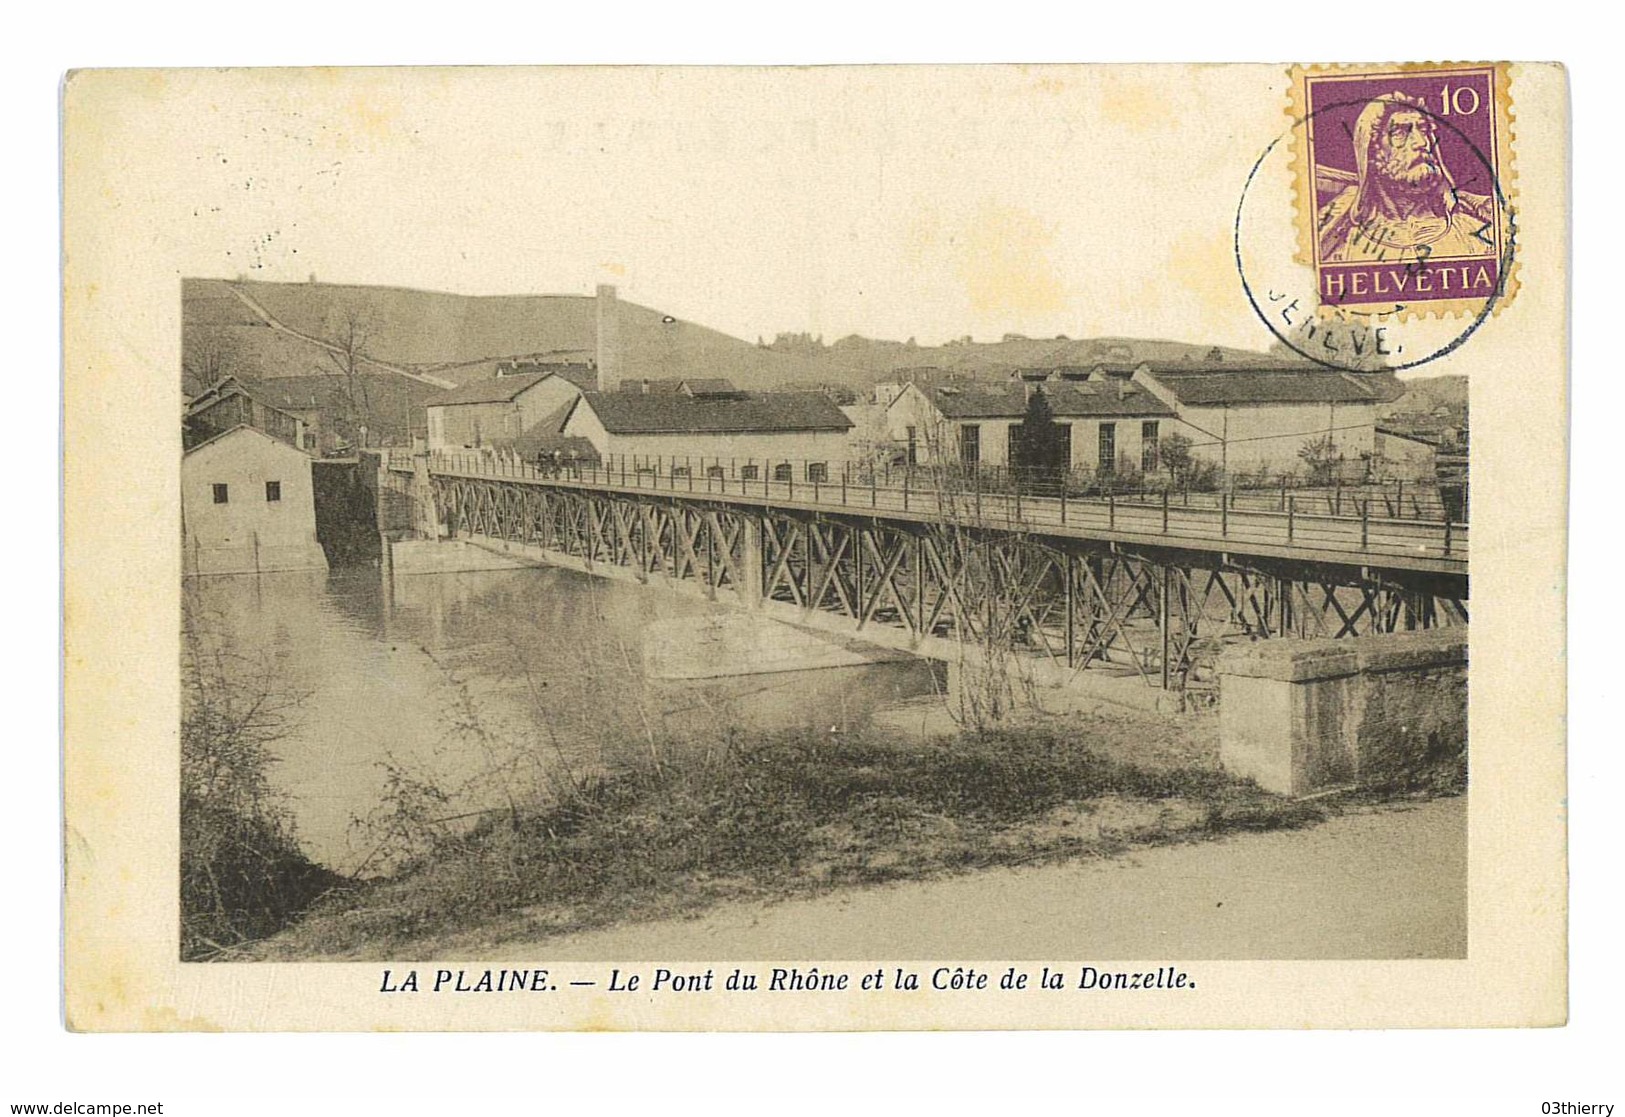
[183, 277, 1352, 403]
[1381, 375, 1468, 427]
[774, 333, 1296, 389]
[182, 278, 844, 393]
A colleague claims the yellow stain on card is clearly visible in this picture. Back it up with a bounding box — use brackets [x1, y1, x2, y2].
[953, 202, 1067, 316]
[143, 1006, 224, 1032]
[1168, 230, 1242, 315]
[1100, 71, 1162, 131]
[346, 94, 397, 140]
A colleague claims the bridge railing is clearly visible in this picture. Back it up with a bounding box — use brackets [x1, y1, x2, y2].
[386, 449, 1468, 565]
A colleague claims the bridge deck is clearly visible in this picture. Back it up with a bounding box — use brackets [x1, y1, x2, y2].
[389, 452, 1468, 578]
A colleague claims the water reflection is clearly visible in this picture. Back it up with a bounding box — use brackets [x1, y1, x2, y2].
[185, 564, 939, 873]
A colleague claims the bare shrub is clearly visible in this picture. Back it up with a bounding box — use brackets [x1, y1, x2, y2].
[180, 592, 341, 959]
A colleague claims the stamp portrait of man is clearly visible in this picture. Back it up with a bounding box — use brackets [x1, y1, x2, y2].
[1316, 93, 1496, 263]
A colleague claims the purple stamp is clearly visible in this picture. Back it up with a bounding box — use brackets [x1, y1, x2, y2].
[1290, 64, 1516, 316]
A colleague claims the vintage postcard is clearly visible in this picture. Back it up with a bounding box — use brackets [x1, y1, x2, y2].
[62, 63, 1568, 1031]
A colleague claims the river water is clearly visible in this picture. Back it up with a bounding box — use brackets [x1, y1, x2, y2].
[184, 564, 940, 874]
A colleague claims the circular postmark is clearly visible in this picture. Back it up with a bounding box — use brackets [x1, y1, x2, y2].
[1234, 82, 1516, 374]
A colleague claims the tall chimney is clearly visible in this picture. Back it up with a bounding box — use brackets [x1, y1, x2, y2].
[595, 283, 621, 393]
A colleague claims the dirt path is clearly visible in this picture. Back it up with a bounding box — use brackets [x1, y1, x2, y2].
[496, 797, 1464, 961]
[223, 282, 457, 389]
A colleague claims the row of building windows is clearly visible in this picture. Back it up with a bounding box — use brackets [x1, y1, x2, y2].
[635, 462, 831, 483]
[211, 481, 282, 504]
[953, 420, 1162, 473]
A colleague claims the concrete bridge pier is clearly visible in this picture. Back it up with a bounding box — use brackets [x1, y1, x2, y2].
[1217, 628, 1467, 796]
[411, 450, 442, 540]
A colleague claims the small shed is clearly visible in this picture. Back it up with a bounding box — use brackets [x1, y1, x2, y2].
[182, 425, 328, 576]
[424, 371, 586, 451]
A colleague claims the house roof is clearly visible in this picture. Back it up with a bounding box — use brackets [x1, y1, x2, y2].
[615, 377, 743, 397]
[478, 398, 603, 461]
[679, 378, 742, 397]
[513, 361, 597, 390]
[186, 375, 305, 420]
[529, 398, 578, 436]
[1375, 425, 1440, 447]
[576, 390, 854, 435]
[424, 371, 562, 407]
[911, 382, 1176, 420]
[618, 377, 686, 394]
[512, 430, 602, 460]
[1013, 364, 1137, 381]
[882, 367, 983, 389]
[183, 423, 309, 457]
[1144, 367, 1404, 405]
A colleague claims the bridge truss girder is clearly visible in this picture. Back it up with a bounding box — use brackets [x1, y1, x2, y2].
[431, 477, 1467, 692]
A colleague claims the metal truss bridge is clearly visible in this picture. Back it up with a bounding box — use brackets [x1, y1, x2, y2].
[383, 451, 1467, 693]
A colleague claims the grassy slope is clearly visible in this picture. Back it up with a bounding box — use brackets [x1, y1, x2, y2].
[254, 724, 1326, 961]
[183, 278, 855, 391]
[183, 277, 1295, 395]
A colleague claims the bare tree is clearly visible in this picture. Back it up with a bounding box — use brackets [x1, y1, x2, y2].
[912, 415, 1042, 731]
[319, 307, 381, 448]
[182, 327, 240, 397]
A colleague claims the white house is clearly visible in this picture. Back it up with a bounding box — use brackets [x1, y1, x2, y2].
[884, 358, 1404, 481]
[839, 401, 890, 464]
[1372, 425, 1441, 482]
[558, 390, 854, 481]
[883, 379, 1177, 477]
[182, 425, 328, 576]
[1130, 363, 1403, 477]
[424, 369, 592, 451]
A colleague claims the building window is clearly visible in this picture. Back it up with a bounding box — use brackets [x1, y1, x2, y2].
[741, 464, 760, 481]
[1098, 423, 1116, 474]
[905, 426, 918, 465]
[959, 424, 981, 466]
[212, 483, 229, 504]
[773, 463, 793, 482]
[807, 462, 828, 483]
[265, 481, 282, 502]
[706, 465, 726, 480]
[671, 466, 691, 479]
[1141, 421, 1160, 473]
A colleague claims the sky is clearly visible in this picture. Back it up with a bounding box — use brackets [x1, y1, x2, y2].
[97, 66, 1307, 353]
[67, 63, 1548, 382]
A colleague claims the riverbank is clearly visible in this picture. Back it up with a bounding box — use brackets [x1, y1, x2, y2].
[251, 718, 1341, 961]
[490, 795, 1467, 960]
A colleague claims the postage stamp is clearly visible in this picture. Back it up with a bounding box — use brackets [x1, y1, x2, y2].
[1288, 63, 1518, 318]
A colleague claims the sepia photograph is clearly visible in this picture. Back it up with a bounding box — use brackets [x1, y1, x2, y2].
[179, 279, 1472, 964]
[61, 61, 1567, 1032]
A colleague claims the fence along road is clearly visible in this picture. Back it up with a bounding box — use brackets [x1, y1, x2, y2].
[388, 451, 1468, 578]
